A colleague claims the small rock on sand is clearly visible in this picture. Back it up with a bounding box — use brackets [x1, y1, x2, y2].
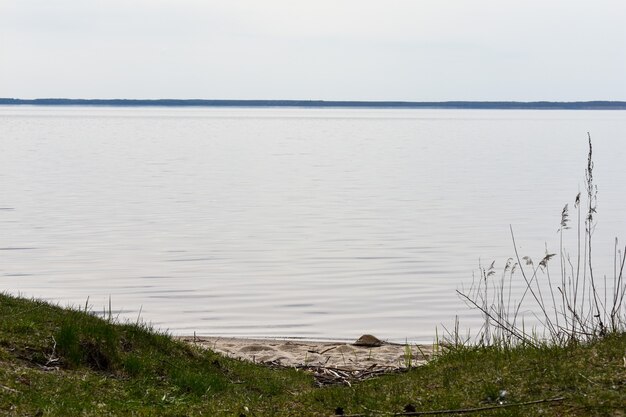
[353, 334, 384, 347]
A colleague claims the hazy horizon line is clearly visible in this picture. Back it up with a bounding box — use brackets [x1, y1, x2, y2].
[2, 98, 626, 110]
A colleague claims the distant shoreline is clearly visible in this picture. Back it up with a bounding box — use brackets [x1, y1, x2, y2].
[1, 98, 626, 110]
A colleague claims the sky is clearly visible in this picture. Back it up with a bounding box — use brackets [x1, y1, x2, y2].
[1, 0, 625, 101]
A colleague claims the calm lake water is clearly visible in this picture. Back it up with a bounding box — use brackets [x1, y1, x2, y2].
[1, 106, 625, 342]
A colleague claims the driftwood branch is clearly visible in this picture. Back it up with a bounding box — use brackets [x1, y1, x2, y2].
[334, 396, 565, 417]
[393, 397, 565, 416]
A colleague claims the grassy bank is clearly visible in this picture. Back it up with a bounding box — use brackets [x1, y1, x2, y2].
[1, 293, 624, 416]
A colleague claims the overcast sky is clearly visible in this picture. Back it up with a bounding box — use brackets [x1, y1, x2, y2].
[1, 0, 625, 101]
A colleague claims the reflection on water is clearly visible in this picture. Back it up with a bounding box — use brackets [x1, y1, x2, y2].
[1, 106, 625, 342]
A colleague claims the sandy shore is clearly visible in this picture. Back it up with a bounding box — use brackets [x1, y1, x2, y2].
[180, 336, 434, 372]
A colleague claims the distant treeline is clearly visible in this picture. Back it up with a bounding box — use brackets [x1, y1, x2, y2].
[1, 98, 626, 110]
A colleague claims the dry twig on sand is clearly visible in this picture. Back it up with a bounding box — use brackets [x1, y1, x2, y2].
[263, 360, 406, 387]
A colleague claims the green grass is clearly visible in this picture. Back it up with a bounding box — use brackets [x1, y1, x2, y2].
[1, 293, 625, 416]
